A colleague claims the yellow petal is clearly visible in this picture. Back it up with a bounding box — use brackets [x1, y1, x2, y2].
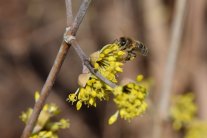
[136, 75, 144, 82]
[115, 67, 123, 72]
[76, 101, 82, 110]
[94, 63, 99, 69]
[108, 111, 119, 125]
[117, 51, 125, 56]
[34, 91, 40, 102]
[89, 98, 95, 106]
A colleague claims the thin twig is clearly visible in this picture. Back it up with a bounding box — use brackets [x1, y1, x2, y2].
[21, 0, 92, 137]
[70, 40, 117, 88]
[153, 0, 188, 138]
[71, 0, 92, 35]
[65, 0, 73, 26]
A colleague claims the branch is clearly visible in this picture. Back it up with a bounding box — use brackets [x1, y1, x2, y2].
[159, 0, 187, 122]
[153, 0, 188, 138]
[21, 0, 92, 138]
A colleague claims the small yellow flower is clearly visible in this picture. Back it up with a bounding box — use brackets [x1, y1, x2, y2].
[136, 74, 144, 82]
[68, 93, 77, 103]
[20, 108, 33, 123]
[43, 103, 60, 115]
[47, 119, 70, 132]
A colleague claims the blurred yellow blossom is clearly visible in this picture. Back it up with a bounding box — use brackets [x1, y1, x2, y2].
[185, 120, 207, 138]
[20, 92, 69, 138]
[170, 93, 197, 130]
[30, 131, 58, 138]
[136, 74, 144, 82]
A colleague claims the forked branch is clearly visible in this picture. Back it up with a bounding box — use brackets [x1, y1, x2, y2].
[21, 0, 91, 137]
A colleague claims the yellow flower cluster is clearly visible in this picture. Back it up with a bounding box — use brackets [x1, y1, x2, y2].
[20, 91, 69, 138]
[170, 93, 197, 130]
[91, 43, 126, 82]
[108, 82, 147, 124]
[68, 37, 148, 124]
[184, 120, 207, 138]
[68, 76, 111, 109]
[68, 42, 127, 109]
[170, 93, 207, 138]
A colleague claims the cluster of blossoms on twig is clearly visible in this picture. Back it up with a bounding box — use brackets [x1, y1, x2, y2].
[170, 93, 207, 138]
[170, 93, 197, 130]
[108, 80, 148, 124]
[20, 92, 69, 138]
[68, 37, 149, 124]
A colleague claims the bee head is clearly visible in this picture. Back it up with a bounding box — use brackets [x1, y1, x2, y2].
[118, 37, 132, 50]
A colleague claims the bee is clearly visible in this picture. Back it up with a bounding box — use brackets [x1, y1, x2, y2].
[115, 37, 148, 61]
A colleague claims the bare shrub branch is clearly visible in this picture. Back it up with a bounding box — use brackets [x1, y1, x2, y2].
[153, 0, 188, 138]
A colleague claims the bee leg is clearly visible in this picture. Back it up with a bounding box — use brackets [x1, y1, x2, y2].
[126, 52, 136, 61]
[141, 48, 148, 56]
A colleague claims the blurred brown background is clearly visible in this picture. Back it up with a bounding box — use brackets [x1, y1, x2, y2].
[0, 0, 206, 138]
